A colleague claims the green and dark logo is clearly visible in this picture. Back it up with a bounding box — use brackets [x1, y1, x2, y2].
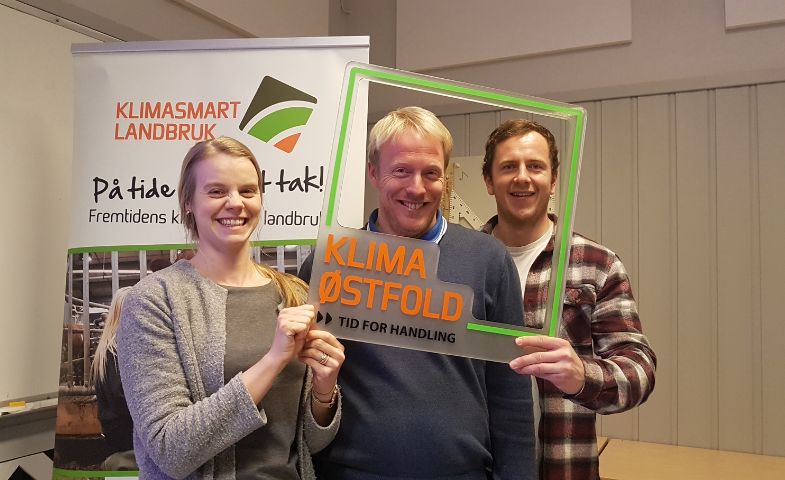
[240, 76, 317, 154]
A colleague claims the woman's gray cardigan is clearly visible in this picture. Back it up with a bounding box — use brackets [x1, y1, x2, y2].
[117, 260, 340, 479]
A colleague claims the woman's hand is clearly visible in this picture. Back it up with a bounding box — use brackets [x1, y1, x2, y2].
[241, 305, 315, 406]
[266, 304, 315, 366]
[300, 329, 345, 401]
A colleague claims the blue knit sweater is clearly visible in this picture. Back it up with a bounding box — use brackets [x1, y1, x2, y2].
[299, 223, 536, 479]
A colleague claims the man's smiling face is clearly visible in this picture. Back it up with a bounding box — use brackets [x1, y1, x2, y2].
[484, 131, 556, 232]
[369, 128, 446, 238]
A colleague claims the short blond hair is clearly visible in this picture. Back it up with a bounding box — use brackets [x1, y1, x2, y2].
[367, 106, 453, 168]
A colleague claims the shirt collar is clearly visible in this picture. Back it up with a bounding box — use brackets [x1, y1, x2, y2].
[482, 213, 559, 253]
[367, 208, 448, 244]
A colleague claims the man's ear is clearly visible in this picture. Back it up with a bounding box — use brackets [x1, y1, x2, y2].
[550, 170, 558, 195]
[484, 174, 495, 196]
[367, 161, 379, 188]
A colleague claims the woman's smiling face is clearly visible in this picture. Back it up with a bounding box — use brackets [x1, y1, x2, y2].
[187, 152, 262, 253]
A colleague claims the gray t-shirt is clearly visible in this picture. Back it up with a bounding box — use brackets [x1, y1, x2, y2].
[223, 283, 306, 479]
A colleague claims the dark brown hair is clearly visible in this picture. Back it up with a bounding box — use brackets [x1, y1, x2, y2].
[482, 119, 559, 179]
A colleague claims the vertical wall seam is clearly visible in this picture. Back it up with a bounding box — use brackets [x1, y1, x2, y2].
[669, 92, 679, 446]
[708, 89, 719, 450]
[749, 85, 763, 455]
[596, 100, 604, 436]
[631, 95, 640, 440]
[596, 101, 603, 245]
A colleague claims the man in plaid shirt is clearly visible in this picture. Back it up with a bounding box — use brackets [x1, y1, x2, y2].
[480, 119, 656, 480]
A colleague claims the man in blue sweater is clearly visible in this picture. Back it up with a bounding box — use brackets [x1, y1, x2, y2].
[298, 106, 536, 479]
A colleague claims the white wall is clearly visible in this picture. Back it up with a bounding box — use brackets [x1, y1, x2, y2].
[19, 0, 246, 40]
[18, 0, 332, 41]
[369, 0, 785, 115]
[329, 0, 396, 67]
[183, 0, 330, 37]
[0, 4, 98, 402]
[397, 0, 632, 71]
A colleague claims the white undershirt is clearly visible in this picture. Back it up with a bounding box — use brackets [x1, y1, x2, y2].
[493, 221, 553, 462]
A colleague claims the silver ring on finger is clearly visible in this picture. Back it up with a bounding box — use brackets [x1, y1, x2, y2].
[318, 352, 329, 365]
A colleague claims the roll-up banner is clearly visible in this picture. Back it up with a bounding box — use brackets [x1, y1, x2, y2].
[54, 37, 368, 479]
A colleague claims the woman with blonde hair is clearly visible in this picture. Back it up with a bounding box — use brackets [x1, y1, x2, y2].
[92, 286, 137, 471]
[118, 136, 343, 479]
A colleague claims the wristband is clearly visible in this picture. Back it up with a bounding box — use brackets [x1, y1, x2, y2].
[311, 384, 339, 408]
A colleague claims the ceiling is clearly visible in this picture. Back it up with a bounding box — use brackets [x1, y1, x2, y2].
[8, 0, 332, 41]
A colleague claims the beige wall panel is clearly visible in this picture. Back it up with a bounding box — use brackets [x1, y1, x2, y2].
[599, 99, 637, 277]
[635, 94, 677, 444]
[675, 91, 717, 449]
[468, 111, 498, 156]
[440, 114, 468, 157]
[758, 82, 785, 456]
[574, 102, 601, 241]
[573, 101, 602, 435]
[499, 109, 533, 124]
[597, 98, 638, 439]
[715, 86, 758, 453]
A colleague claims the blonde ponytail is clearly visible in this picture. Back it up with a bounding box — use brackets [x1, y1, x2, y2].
[91, 287, 132, 385]
[254, 263, 309, 308]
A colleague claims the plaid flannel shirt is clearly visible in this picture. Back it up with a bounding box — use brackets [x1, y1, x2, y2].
[482, 215, 656, 480]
